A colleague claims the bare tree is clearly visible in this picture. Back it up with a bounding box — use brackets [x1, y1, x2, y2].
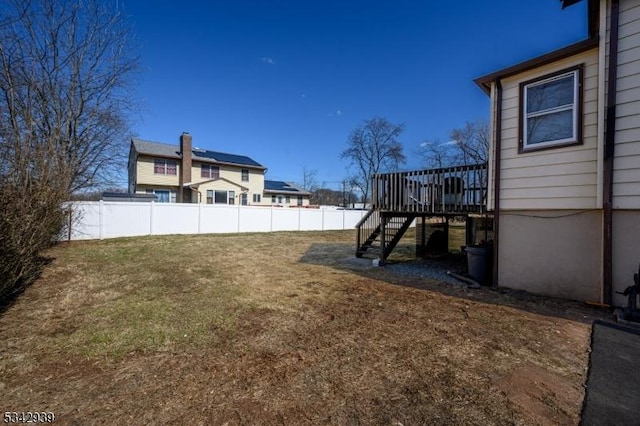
[300, 167, 319, 192]
[340, 117, 406, 204]
[416, 120, 490, 169]
[416, 139, 457, 169]
[0, 0, 139, 301]
[0, 0, 139, 192]
[450, 120, 490, 165]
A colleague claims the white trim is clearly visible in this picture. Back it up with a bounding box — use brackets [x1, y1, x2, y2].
[522, 70, 580, 150]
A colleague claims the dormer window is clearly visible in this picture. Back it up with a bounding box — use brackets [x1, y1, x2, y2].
[519, 66, 583, 152]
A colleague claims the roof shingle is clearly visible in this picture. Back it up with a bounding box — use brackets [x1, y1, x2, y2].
[131, 138, 264, 168]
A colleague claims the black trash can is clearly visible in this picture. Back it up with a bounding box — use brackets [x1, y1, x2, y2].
[467, 245, 491, 285]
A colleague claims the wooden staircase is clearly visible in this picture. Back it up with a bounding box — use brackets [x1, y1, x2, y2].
[356, 208, 414, 264]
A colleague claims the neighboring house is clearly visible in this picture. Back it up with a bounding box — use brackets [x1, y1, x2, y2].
[474, 0, 639, 305]
[264, 180, 311, 207]
[128, 132, 311, 207]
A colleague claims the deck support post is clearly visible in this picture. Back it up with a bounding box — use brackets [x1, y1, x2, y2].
[379, 216, 387, 266]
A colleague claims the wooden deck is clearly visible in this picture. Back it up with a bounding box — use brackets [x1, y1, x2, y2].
[357, 163, 489, 262]
[372, 163, 488, 215]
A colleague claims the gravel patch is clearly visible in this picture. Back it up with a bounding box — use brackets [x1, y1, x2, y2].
[385, 256, 467, 285]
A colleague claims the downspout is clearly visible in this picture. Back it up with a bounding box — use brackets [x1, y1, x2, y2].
[603, 0, 620, 305]
[492, 78, 503, 290]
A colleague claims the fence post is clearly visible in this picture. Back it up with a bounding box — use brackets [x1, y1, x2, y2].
[67, 206, 72, 242]
[99, 200, 104, 240]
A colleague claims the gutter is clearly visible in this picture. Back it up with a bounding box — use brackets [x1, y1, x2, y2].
[492, 79, 503, 290]
[602, 0, 620, 305]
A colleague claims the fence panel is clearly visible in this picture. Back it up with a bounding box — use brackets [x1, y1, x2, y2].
[299, 209, 323, 230]
[272, 208, 300, 231]
[103, 202, 152, 238]
[66, 202, 364, 240]
[69, 202, 101, 240]
[152, 203, 199, 235]
[201, 204, 239, 233]
[238, 206, 272, 233]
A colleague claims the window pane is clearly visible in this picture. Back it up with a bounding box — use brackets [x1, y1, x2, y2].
[285, 196, 290, 203]
[156, 190, 169, 203]
[154, 160, 165, 174]
[201, 165, 210, 178]
[527, 109, 574, 145]
[272, 195, 276, 203]
[228, 191, 235, 205]
[211, 166, 220, 179]
[206, 190, 213, 204]
[166, 161, 177, 175]
[297, 196, 303, 206]
[241, 169, 249, 181]
[214, 190, 227, 204]
[527, 74, 574, 114]
[241, 193, 247, 205]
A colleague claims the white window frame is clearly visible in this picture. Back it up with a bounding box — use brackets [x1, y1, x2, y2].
[520, 66, 582, 152]
[209, 190, 235, 205]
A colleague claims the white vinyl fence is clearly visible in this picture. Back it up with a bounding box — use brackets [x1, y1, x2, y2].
[66, 201, 369, 240]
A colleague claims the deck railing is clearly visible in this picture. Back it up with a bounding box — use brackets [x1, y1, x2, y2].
[372, 163, 487, 214]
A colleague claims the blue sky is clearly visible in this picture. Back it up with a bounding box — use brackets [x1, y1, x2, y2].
[125, 0, 587, 190]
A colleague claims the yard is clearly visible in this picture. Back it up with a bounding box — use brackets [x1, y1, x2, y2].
[0, 229, 607, 425]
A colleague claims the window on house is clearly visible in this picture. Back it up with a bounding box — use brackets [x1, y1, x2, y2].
[253, 194, 261, 203]
[146, 189, 174, 203]
[520, 66, 582, 152]
[213, 190, 227, 204]
[277, 195, 283, 204]
[271, 195, 276, 203]
[241, 169, 249, 182]
[297, 196, 303, 206]
[206, 190, 214, 204]
[154, 159, 177, 175]
[285, 195, 290, 204]
[201, 164, 220, 179]
[228, 191, 235, 205]
[241, 193, 248, 205]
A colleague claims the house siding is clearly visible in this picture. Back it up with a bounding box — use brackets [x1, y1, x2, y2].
[136, 155, 180, 186]
[497, 49, 600, 210]
[612, 0, 640, 209]
[190, 161, 265, 199]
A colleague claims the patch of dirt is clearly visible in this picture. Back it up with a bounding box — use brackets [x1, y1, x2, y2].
[496, 363, 584, 425]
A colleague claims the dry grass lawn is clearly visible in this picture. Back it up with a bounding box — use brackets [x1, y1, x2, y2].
[0, 230, 608, 425]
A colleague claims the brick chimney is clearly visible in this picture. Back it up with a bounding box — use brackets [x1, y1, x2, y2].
[179, 132, 192, 202]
